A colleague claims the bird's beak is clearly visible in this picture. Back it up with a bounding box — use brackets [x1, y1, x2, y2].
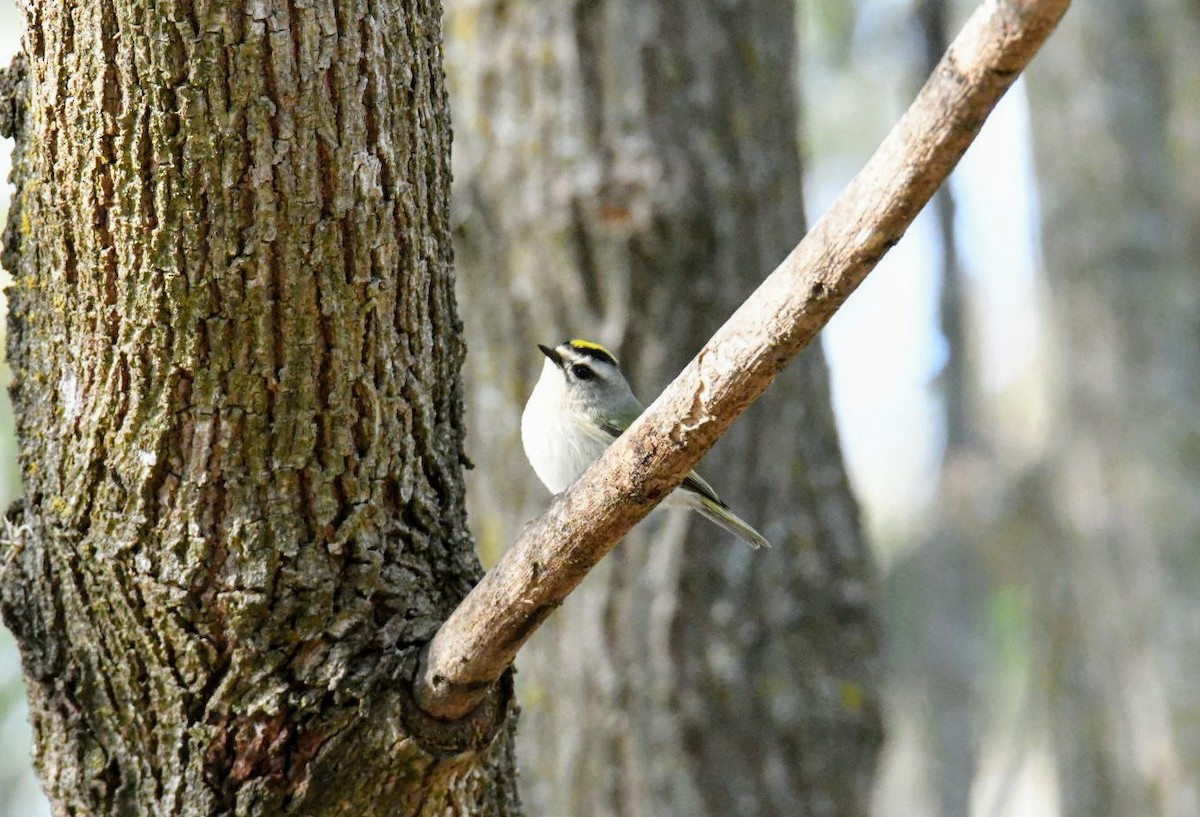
[538, 344, 562, 366]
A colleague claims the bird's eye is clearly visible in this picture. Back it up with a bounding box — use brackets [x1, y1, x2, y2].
[571, 364, 595, 381]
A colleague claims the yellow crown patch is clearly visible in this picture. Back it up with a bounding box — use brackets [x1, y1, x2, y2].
[568, 339, 618, 366]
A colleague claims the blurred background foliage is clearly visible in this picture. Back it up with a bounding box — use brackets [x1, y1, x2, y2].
[0, 0, 1195, 814]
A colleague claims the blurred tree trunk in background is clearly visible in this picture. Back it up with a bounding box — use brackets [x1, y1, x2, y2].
[447, 1, 882, 815]
[1028, 0, 1200, 813]
[0, 2, 519, 814]
[881, 4, 987, 816]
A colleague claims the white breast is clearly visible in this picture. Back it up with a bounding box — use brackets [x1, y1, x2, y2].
[521, 364, 610, 493]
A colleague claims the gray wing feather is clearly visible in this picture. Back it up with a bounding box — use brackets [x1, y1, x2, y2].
[595, 413, 726, 507]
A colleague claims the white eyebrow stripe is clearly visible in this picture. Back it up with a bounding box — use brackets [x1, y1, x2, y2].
[557, 347, 589, 367]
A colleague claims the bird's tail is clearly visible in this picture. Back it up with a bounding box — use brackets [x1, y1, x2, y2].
[694, 496, 770, 549]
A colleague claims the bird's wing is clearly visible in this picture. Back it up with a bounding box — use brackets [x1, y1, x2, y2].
[597, 419, 627, 439]
[594, 409, 727, 508]
[679, 470, 726, 508]
[593, 403, 640, 440]
[581, 413, 626, 448]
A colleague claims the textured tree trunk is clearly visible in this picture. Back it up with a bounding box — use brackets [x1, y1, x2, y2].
[0, 2, 519, 815]
[447, 1, 882, 814]
[1027, 0, 1200, 813]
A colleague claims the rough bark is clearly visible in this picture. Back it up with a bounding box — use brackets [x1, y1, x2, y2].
[445, 0, 884, 812]
[0, 2, 519, 815]
[1027, 0, 1200, 813]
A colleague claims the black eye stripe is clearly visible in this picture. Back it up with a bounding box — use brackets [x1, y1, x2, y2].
[571, 363, 595, 381]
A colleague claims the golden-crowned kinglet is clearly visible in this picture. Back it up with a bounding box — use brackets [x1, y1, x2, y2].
[521, 339, 769, 549]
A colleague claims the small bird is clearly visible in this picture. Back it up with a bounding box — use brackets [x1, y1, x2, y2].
[521, 339, 769, 549]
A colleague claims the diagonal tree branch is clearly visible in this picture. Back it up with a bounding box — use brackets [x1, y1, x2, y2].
[415, 0, 1071, 721]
